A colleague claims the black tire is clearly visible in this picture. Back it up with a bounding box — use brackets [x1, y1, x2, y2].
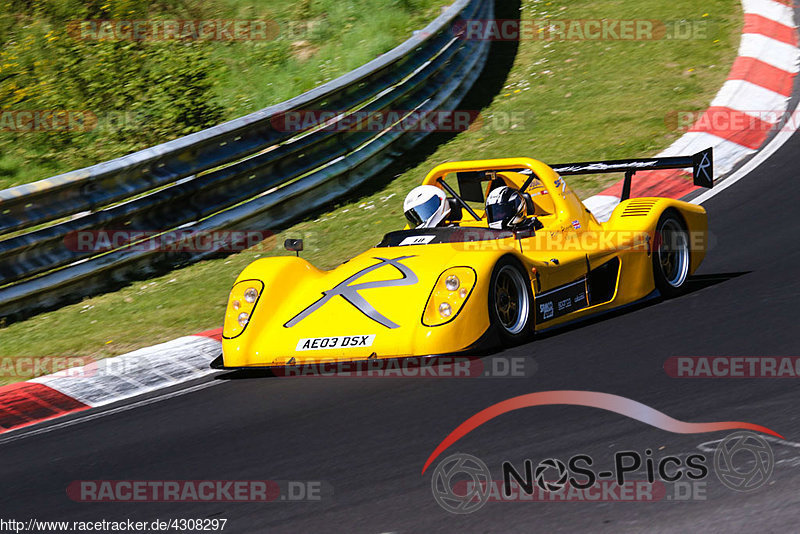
[652, 210, 690, 297]
[488, 256, 533, 345]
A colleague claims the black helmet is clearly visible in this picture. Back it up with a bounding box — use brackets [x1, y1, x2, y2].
[485, 186, 527, 230]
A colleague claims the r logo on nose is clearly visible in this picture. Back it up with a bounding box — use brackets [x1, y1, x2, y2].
[284, 256, 418, 329]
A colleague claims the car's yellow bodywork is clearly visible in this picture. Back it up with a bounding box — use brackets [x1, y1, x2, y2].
[220, 157, 708, 368]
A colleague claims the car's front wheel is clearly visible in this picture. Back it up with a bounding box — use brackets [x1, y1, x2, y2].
[652, 210, 690, 297]
[488, 256, 533, 345]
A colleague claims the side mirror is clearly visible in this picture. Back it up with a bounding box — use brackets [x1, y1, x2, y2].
[284, 239, 304, 256]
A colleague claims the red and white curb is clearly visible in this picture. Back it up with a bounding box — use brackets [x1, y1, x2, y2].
[584, 0, 799, 221]
[0, 332, 222, 433]
[1, 0, 798, 435]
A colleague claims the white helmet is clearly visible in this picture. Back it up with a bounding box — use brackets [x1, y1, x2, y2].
[403, 185, 450, 228]
[486, 186, 527, 230]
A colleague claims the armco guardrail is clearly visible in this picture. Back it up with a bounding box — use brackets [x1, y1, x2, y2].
[0, 0, 493, 323]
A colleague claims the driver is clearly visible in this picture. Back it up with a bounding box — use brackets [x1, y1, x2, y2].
[485, 186, 537, 231]
[403, 185, 451, 228]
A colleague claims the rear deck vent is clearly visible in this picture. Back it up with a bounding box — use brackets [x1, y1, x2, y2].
[621, 199, 657, 217]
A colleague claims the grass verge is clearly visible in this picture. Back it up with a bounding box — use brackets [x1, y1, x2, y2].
[0, 0, 450, 190]
[0, 0, 742, 384]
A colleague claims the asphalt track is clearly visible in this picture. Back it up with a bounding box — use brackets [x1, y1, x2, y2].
[2, 136, 800, 532]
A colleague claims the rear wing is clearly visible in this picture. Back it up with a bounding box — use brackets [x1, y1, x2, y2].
[550, 147, 713, 201]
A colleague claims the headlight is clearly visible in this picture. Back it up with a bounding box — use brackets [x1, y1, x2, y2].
[445, 275, 460, 291]
[423, 267, 476, 326]
[223, 280, 264, 339]
[244, 287, 259, 303]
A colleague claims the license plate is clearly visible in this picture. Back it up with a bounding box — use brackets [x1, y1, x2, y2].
[295, 335, 376, 351]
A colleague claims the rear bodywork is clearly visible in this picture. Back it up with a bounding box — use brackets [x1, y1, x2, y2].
[219, 155, 710, 368]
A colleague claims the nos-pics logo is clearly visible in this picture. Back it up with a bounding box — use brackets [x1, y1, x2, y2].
[431, 431, 774, 514]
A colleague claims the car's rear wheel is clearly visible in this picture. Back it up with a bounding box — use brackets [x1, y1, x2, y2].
[652, 210, 690, 297]
[488, 256, 533, 345]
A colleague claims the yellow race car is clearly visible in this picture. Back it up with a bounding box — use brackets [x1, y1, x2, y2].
[213, 149, 713, 369]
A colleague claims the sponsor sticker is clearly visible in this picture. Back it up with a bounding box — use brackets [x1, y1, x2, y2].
[535, 279, 587, 323]
[295, 335, 376, 351]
